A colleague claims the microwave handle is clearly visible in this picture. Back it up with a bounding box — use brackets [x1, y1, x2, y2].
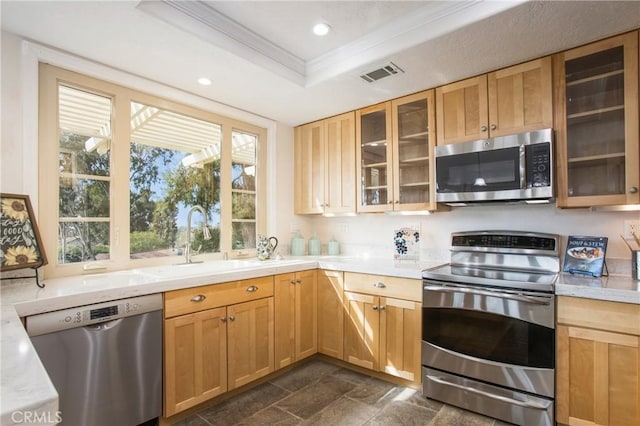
[519, 144, 526, 189]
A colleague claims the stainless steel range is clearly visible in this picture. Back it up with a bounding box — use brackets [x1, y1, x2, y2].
[422, 231, 559, 426]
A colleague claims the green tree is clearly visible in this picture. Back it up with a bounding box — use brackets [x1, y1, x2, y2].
[129, 143, 175, 232]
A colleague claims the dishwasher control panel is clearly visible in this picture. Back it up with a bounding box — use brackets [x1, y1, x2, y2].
[26, 293, 162, 337]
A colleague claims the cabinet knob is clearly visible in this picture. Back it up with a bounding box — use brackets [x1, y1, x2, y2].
[373, 282, 387, 288]
[394, 200, 399, 204]
[630, 187, 639, 194]
[221, 316, 227, 323]
[246, 285, 258, 292]
[229, 315, 236, 322]
[372, 305, 379, 311]
[379, 305, 386, 311]
[190, 294, 206, 302]
[388, 201, 393, 204]
[490, 124, 497, 131]
[296, 279, 301, 284]
[481, 126, 488, 132]
[290, 279, 296, 284]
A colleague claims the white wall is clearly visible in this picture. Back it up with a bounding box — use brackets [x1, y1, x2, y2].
[2, 30, 638, 274]
[1, 31, 28, 194]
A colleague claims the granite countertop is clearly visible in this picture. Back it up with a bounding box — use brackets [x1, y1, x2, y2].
[1, 255, 638, 424]
[556, 272, 640, 304]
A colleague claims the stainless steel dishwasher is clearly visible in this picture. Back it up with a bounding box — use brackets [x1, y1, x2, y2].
[26, 294, 163, 426]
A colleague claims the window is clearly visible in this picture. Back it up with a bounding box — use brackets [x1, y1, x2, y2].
[39, 64, 267, 277]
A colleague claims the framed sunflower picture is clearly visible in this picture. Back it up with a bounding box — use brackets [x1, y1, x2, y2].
[1, 193, 48, 272]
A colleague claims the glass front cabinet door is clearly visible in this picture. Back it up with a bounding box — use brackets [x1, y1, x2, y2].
[356, 102, 393, 212]
[391, 90, 437, 211]
[356, 92, 437, 213]
[554, 31, 639, 207]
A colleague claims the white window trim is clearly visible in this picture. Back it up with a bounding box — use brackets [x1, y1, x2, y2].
[22, 40, 278, 278]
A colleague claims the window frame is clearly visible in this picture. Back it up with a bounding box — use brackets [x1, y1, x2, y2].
[39, 64, 267, 278]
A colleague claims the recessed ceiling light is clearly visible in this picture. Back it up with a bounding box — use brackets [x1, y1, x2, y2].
[197, 77, 212, 86]
[312, 22, 331, 36]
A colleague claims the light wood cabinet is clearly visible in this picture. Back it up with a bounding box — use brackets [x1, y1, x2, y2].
[227, 297, 274, 390]
[343, 273, 422, 382]
[436, 57, 552, 145]
[356, 102, 393, 212]
[556, 296, 640, 426]
[317, 270, 344, 359]
[163, 277, 274, 416]
[274, 270, 318, 369]
[164, 307, 227, 417]
[294, 120, 324, 214]
[294, 112, 356, 214]
[391, 90, 438, 211]
[356, 91, 438, 212]
[554, 31, 639, 208]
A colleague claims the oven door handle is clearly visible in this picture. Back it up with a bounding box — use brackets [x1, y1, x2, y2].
[423, 285, 551, 305]
[426, 375, 552, 410]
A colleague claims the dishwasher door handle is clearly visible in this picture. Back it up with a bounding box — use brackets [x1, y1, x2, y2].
[86, 318, 124, 331]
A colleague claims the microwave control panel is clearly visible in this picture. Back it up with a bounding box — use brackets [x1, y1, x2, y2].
[525, 142, 551, 188]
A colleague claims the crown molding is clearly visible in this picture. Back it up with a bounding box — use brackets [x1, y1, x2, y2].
[138, 0, 525, 87]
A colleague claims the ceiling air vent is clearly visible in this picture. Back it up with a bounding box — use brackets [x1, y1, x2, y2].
[360, 62, 404, 83]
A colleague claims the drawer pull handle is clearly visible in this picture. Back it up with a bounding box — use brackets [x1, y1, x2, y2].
[190, 294, 206, 302]
[246, 285, 258, 292]
[373, 282, 386, 288]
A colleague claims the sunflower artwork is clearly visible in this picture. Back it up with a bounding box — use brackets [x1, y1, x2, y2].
[1, 194, 47, 272]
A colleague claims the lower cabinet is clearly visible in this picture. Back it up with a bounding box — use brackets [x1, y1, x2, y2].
[227, 297, 275, 390]
[164, 307, 227, 417]
[556, 296, 640, 426]
[274, 270, 317, 369]
[343, 273, 422, 382]
[163, 277, 274, 417]
[317, 270, 345, 359]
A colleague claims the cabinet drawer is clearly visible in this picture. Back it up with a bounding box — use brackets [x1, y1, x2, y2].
[557, 296, 640, 336]
[165, 276, 274, 318]
[344, 272, 421, 302]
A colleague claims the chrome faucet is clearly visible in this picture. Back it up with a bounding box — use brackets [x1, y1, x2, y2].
[185, 205, 212, 264]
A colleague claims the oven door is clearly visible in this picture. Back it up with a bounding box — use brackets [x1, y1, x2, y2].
[422, 280, 555, 398]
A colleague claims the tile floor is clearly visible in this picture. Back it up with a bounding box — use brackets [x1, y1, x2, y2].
[172, 359, 511, 426]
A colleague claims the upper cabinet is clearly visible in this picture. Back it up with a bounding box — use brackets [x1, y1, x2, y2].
[294, 112, 356, 215]
[356, 102, 393, 212]
[554, 31, 639, 208]
[356, 91, 438, 213]
[436, 57, 553, 144]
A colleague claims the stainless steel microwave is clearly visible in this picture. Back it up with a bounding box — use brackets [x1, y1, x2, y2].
[435, 129, 553, 205]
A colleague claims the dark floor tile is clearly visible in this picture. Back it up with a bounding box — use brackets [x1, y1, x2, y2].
[170, 414, 211, 426]
[236, 406, 302, 426]
[270, 360, 341, 392]
[303, 396, 380, 426]
[199, 382, 290, 426]
[428, 405, 494, 426]
[364, 400, 438, 426]
[346, 377, 403, 408]
[404, 393, 444, 412]
[329, 367, 371, 385]
[276, 375, 358, 419]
